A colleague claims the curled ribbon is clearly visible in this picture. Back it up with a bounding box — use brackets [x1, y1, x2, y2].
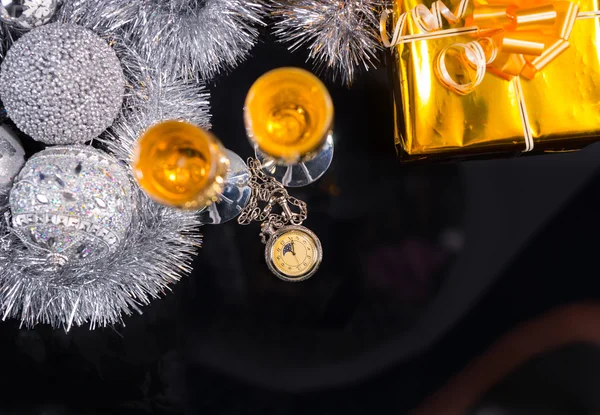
[435, 37, 497, 94]
[380, 0, 470, 47]
[381, 0, 581, 93]
[469, 0, 580, 83]
[381, 0, 600, 152]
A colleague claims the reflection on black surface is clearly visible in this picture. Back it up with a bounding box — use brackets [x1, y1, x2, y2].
[183, 38, 464, 375]
[0, 38, 465, 414]
[190, 156, 463, 367]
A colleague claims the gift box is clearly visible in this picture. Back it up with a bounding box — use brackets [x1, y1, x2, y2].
[389, 0, 600, 161]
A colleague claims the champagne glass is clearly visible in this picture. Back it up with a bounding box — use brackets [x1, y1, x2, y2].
[132, 120, 251, 224]
[244, 67, 334, 187]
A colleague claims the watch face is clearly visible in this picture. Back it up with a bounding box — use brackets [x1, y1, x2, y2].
[267, 226, 322, 281]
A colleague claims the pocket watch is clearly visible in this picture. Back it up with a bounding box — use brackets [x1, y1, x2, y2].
[265, 225, 322, 282]
[238, 158, 323, 282]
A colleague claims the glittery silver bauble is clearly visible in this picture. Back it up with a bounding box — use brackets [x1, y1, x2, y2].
[0, 124, 25, 197]
[0, 23, 125, 145]
[9, 145, 133, 266]
[0, 0, 58, 29]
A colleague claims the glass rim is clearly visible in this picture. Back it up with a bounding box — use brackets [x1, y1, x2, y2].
[243, 67, 334, 161]
[133, 120, 229, 210]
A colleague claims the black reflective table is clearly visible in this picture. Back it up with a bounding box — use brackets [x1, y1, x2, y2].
[187, 40, 464, 387]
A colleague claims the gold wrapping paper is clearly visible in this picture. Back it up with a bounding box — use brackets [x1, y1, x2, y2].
[391, 0, 600, 161]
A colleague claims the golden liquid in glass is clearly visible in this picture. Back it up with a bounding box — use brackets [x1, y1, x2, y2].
[133, 120, 228, 210]
[244, 67, 334, 163]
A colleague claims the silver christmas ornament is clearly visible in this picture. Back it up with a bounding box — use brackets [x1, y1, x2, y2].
[0, 79, 205, 330]
[271, 0, 384, 86]
[9, 145, 133, 267]
[0, 2, 211, 331]
[0, 1, 214, 331]
[0, 23, 125, 145]
[0, 142, 202, 329]
[0, 124, 25, 198]
[0, 0, 58, 29]
[0, 185, 201, 329]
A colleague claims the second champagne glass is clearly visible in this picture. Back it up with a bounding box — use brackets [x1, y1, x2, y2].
[132, 120, 251, 224]
[244, 67, 334, 187]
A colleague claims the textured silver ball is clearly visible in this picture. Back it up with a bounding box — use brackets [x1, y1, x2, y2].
[9, 145, 133, 266]
[0, 23, 125, 145]
[0, 0, 58, 29]
[0, 124, 25, 197]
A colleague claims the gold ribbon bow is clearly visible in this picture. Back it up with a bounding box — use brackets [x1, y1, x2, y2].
[469, 0, 579, 80]
[381, 0, 600, 151]
[381, 0, 600, 93]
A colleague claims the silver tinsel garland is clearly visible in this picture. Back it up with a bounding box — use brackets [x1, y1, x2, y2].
[0, 179, 202, 330]
[0, 110, 206, 331]
[127, 0, 266, 80]
[56, 0, 266, 81]
[0, 65, 208, 328]
[0, 6, 211, 330]
[54, 0, 137, 35]
[271, 0, 384, 85]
